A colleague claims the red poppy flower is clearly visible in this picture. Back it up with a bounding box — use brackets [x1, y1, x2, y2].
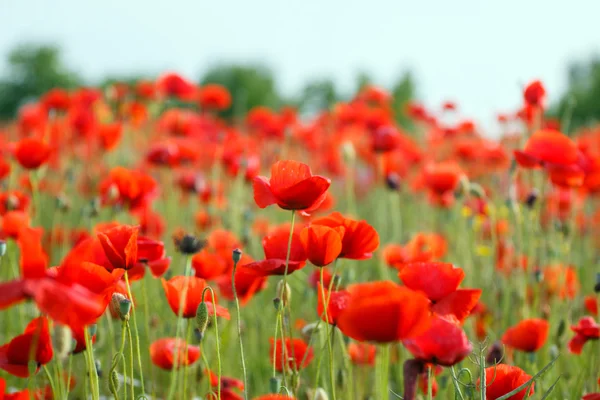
[477, 364, 534, 400]
[14, 137, 51, 170]
[150, 338, 200, 370]
[1, 210, 30, 239]
[502, 318, 549, 352]
[192, 249, 229, 280]
[0, 377, 30, 399]
[583, 394, 600, 400]
[585, 295, 598, 316]
[311, 212, 379, 260]
[347, 342, 376, 366]
[337, 281, 431, 343]
[217, 255, 267, 305]
[402, 315, 472, 366]
[251, 396, 295, 400]
[523, 80, 545, 107]
[99, 167, 158, 211]
[41, 88, 70, 112]
[252, 160, 330, 210]
[97, 122, 122, 151]
[205, 369, 245, 392]
[97, 224, 139, 270]
[156, 73, 196, 100]
[269, 338, 313, 371]
[197, 84, 232, 110]
[300, 225, 343, 267]
[568, 317, 599, 354]
[244, 226, 307, 276]
[0, 190, 30, 216]
[542, 264, 580, 299]
[317, 283, 349, 325]
[17, 227, 48, 279]
[422, 162, 464, 206]
[0, 317, 53, 377]
[161, 276, 230, 319]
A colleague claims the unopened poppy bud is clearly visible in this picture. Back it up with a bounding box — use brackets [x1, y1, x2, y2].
[336, 368, 346, 387]
[556, 319, 566, 339]
[595, 273, 600, 293]
[301, 322, 321, 342]
[341, 141, 356, 163]
[52, 324, 73, 361]
[55, 194, 70, 212]
[533, 268, 543, 283]
[525, 190, 538, 208]
[232, 248, 242, 264]
[196, 301, 209, 340]
[332, 274, 342, 289]
[88, 324, 97, 337]
[0, 240, 6, 257]
[109, 370, 120, 394]
[110, 293, 131, 321]
[385, 173, 401, 191]
[455, 175, 470, 198]
[273, 297, 282, 311]
[6, 194, 19, 211]
[469, 183, 485, 199]
[269, 376, 280, 393]
[95, 359, 102, 377]
[307, 388, 329, 400]
[549, 344, 559, 359]
[277, 280, 291, 306]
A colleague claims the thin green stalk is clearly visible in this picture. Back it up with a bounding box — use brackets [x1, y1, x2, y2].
[182, 321, 193, 399]
[200, 342, 212, 395]
[126, 321, 135, 400]
[202, 287, 222, 400]
[43, 365, 58, 400]
[232, 257, 249, 400]
[320, 267, 337, 400]
[84, 327, 100, 400]
[427, 365, 433, 400]
[123, 271, 146, 395]
[378, 344, 390, 400]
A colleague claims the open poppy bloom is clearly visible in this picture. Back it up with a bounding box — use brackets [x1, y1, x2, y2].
[0, 317, 53, 377]
[197, 84, 232, 110]
[584, 295, 598, 316]
[97, 224, 139, 270]
[252, 160, 330, 210]
[300, 225, 343, 267]
[14, 137, 51, 170]
[99, 167, 158, 211]
[317, 282, 350, 325]
[17, 226, 48, 279]
[501, 318, 549, 352]
[150, 338, 200, 370]
[399, 262, 481, 323]
[421, 162, 464, 207]
[192, 249, 229, 280]
[155, 72, 197, 100]
[523, 80, 546, 107]
[269, 338, 313, 371]
[347, 342, 376, 366]
[383, 233, 447, 270]
[0, 210, 30, 239]
[477, 364, 534, 400]
[161, 275, 230, 319]
[217, 257, 268, 305]
[243, 226, 307, 275]
[402, 315, 472, 366]
[568, 316, 599, 354]
[337, 281, 431, 343]
[311, 212, 379, 260]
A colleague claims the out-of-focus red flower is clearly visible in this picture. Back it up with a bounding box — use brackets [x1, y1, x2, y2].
[317, 283, 349, 325]
[97, 122, 122, 151]
[501, 318, 549, 352]
[402, 315, 472, 366]
[197, 84, 232, 110]
[585, 295, 598, 316]
[347, 342, 376, 366]
[99, 167, 158, 211]
[311, 212, 379, 260]
[0, 317, 53, 377]
[399, 262, 481, 323]
[543, 264, 580, 299]
[568, 316, 599, 354]
[156, 73, 196, 100]
[244, 226, 307, 276]
[0, 377, 30, 399]
[0, 190, 30, 216]
[251, 395, 295, 400]
[192, 249, 228, 280]
[422, 162, 464, 207]
[269, 338, 313, 371]
[300, 225, 343, 267]
[523, 80, 546, 107]
[383, 233, 447, 270]
[162, 276, 230, 319]
[18, 227, 48, 279]
[217, 259, 267, 305]
[41, 88, 70, 112]
[97, 224, 139, 270]
[477, 364, 534, 400]
[135, 80, 155, 99]
[252, 160, 330, 210]
[337, 281, 431, 343]
[14, 137, 51, 170]
[0, 210, 30, 239]
[150, 338, 200, 370]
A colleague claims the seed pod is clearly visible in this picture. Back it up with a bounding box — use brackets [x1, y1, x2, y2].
[269, 376, 280, 393]
[232, 248, 242, 264]
[52, 324, 73, 361]
[196, 301, 209, 340]
[276, 280, 291, 307]
[525, 189, 538, 208]
[385, 173, 401, 191]
[110, 293, 131, 321]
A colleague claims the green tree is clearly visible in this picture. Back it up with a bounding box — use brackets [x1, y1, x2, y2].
[0, 44, 82, 119]
[391, 71, 416, 128]
[296, 78, 340, 114]
[199, 64, 281, 120]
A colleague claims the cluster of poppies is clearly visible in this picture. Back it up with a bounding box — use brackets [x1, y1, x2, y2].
[0, 74, 598, 400]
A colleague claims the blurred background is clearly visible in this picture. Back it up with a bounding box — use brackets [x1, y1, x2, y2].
[2, 0, 600, 133]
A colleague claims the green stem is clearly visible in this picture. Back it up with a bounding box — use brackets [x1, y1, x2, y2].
[84, 327, 100, 400]
[320, 267, 337, 400]
[126, 321, 135, 400]
[378, 344, 390, 400]
[427, 365, 433, 400]
[183, 321, 193, 399]
[202, 287, 222, 400]
[232, 258, 249, 400]
[123, 271, 146, 395]
[43, 365, 58, 400]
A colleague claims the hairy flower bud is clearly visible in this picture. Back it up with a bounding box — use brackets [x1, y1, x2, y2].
[277, 280, 291, 307]
[52, 324, 73, 361]
[196, 301, 209, 340]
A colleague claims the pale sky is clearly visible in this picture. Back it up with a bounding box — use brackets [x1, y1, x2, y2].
[1, 0, 599, 132]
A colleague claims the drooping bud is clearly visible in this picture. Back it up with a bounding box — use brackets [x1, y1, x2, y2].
[276, 280, 291, 307]
[52, 324, 73, 361]
[95, 359, 102, 378]
[109, 370, 121, 394]
[232, 248, 242, 265]
[196, 301, 209, 340]
[556, 319, 566, 339]
[110, 293, 131, 321]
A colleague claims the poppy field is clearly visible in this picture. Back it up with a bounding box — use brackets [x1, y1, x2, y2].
[0, 75, 599, 400]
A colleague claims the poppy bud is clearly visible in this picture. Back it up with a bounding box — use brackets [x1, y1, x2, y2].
[525, 190, 538, 208]
[0, 240, 6, 257]
[485, 342, 503, 365]
[455, 175, 470, 198]
[277, 280, 291, 307]
[385, 173, 401, 191]
[52, 324, 73, 361]
[232, 248, 242, 264]
[88, 324, 98, 337]
[595, 273, 600, 293]
[273, 297, 282, 311]
[269, 376, 280, 393]
[301, 322, 321, 342]
[336, 368, 345, 387]
[549, 344, 559, 360]
[55, 194, 70, 213]
[110, 293, 131, 321]
[109, 370, 121, 394]
[6, 194, 20, 211]
[341, 141, 356, 163]
[332, 274, 342, 289]
[469, 183, 485, 199]
[533, 268, 543, 283]
[95, 359, 102, 378]
[307, 388, 329, 400]
[196, 301, 209, 340]
[403, 359, 425, 400]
